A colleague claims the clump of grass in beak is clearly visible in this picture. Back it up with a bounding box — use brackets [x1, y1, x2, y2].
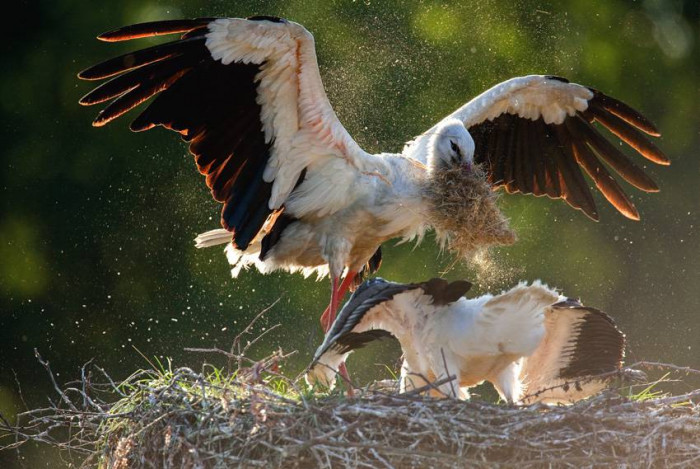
[424, 164, 517, 259]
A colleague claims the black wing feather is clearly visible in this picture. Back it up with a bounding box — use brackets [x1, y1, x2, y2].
[79, 19, 276, 250]
[79, 53, 198, 106]
[331, 330, 394, 355]
[589, 89, 660, 137]
[567, 116, 659, 192]
[309, 278, 416, 367]
[419, 278, 471, 306]
[552, 304, 625, 379]
[585, 100, 668, 165]
[568, 133, 640, 220]
[78, 36, 206, 81]
[97, 18, 215, 42]
[470, 78, 667, 220]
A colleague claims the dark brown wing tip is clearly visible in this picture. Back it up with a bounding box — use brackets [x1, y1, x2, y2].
[657, 157, 671, 166]
[78, 94, 92, 106]
[632, 174, 660, 193]
[590, 88, 662, 138]
[623, 207, 641, 221]
[97, 18, 215, 42]
[564, 188, 599, 221]
[129, 120, 155, 132]
[78, 68, 102, 81]
[97, 28, 145, 42]
[91, 117, 108, 128]
[581, 205, 600, 222]
[644, 150, 669, 166]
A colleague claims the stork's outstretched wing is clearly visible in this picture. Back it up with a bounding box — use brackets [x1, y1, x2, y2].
[405, 75, 668, 220]
[306, 277, 471, 386]
[519, 299, 625, 404]
[79, 17, 373, 249]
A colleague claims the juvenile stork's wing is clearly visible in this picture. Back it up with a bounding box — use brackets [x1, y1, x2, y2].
[405, 75, 668, 220]
[519, 299, 626, 404]
[305, 277, 471, 387]
[79, 17, 372, 249]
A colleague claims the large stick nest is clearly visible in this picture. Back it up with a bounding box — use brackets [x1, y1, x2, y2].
[2, 351, 700, 469]
[424, 164, 517, 259]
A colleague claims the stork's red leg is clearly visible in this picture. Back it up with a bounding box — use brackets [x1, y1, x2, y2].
[319, 275, 339, 332]
[319, 270, 358, 332]
[319, 270, 358, 397]
[331, 271, 358, 320]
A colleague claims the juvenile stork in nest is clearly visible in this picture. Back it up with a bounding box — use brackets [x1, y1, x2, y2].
[78, 17, 667, 344]
[306, 278, 626, 404]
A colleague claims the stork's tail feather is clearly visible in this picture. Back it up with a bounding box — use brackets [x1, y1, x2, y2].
[519, 302, 625, 404]
[194, 229, 232, 248]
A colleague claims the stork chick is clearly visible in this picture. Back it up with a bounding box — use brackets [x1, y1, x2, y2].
[306, 278, 625, 404]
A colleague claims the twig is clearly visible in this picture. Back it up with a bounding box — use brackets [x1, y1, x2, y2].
[34, 349, 78, 412]
[242, 323, 282, 355]
[440, 348, 457, 398]
[400, 374, 457, 398]
[632, 361, 700, 376]
[230, 298, 282, 372]
[11, 369, 29, 412]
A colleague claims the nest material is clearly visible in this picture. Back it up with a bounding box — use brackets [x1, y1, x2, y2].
[424, 165, 517, 259]
[3, 357, 700, 469]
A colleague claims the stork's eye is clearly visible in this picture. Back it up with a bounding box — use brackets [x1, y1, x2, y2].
[450, 140, 459, 154]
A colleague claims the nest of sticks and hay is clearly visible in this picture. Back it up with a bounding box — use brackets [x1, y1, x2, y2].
[3, 348, 700, 469]
[424, 164, 517, 259]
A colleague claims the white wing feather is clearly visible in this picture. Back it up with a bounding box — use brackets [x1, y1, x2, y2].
[446, 282, 560, 359]
[206, 19, 376, 212]
[403, 75, 593, 164]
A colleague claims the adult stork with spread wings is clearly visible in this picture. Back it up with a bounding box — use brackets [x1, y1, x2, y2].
[78, 16, 668, 333]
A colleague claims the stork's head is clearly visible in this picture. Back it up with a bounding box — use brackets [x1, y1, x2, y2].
[428, 119, 475, 173]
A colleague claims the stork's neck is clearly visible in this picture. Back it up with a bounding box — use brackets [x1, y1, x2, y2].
[369, 154, 431, 242]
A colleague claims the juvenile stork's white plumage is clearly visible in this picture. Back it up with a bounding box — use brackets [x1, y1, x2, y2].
[78, 16, 667, 336]
[306, 278, 626, 404]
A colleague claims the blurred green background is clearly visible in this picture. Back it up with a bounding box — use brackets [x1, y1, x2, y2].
[1, 0, 699, 466]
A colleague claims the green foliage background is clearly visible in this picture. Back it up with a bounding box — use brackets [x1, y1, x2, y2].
[1, 0, 699, 466]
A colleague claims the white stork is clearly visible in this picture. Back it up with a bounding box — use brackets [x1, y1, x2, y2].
[306, 278, 626, 404]
[78, 17, 667, 341]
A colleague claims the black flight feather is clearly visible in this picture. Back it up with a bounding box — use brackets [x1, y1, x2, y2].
[470, 82, 665, 220]
[551, 304, 625, 379]
[97, 18, 215, 42]
[79, 19, 277, 250]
